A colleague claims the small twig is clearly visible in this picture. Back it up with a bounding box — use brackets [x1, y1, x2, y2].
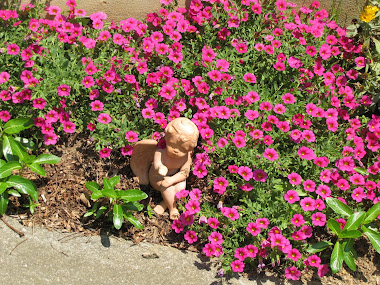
[50, 242, 69, 257]
[9, 238, 28, 255]
[1, 216, 25, 237]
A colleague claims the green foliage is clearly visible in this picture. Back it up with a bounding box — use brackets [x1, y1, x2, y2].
[85, 175, 147, 230]
[0, 118, 60, 215]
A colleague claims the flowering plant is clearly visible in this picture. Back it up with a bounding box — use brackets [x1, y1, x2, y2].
[0, 0, 379, 281]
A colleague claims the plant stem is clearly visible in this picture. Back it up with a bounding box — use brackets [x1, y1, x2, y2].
[1, 215, 25, 237]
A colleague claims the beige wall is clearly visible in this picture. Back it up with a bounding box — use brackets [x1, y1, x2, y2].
[21, 0, 365, 25]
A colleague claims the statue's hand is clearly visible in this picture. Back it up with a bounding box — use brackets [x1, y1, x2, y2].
[158, 165, 168, 176]
[161, 176, 173, 188]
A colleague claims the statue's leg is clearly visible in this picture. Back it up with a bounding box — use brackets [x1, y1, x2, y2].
[153, 200, 167, 215]
[160, 181, 186, 220]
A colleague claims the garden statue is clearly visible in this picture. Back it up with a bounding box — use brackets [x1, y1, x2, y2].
[131, 117, 199, 220]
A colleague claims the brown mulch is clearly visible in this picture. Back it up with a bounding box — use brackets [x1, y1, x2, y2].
[4, 134, 380, 284]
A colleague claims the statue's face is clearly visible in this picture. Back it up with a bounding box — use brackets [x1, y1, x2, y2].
[165, 132, 193, 159]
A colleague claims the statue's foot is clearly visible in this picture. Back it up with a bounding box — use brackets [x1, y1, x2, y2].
[153, 201, 167, 215]
[169, 208, 180, 220]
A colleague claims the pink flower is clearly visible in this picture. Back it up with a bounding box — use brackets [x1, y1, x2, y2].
[285, 266, 301, 281]
[121, 145, 133, 156]
[354, 56, 366, 68]
[184, 230, 198, 244]
[7, 43, 20, 55]
[90, 100, 104, 111]
[287, 248, 301, 262]
[318, 264, 329, 277]
[307, 254, 321, 267]
[297, 146, 316, 160]
[235, 247, 249, 261]
[171, 220, 184, 233]
[203, 243, 216, 257]
[98, 113, 111, 124]
[352, 187, 366, 202]
[300, 197, 316, 211]
[175, 189, 189, 199]
[256, 218, 269, 229]
[288, 172, 302, 185]
[263, 148, 279, 161]
[231, 260, 245, 273]
[243, 73, 256, 83]
[208, 217, 220, 229]
[221, 207, 240, 221]
[193, 163, 207, 178]
[62, 121, 76, 133]
[189, 188, 202, 200]
[0, 110, 11, 122]
[208, 231, 223, 245]
[291, 214, 305, 227]
[245, 244, 258, 258]
[185, 200, 201, 214]
[125, 131, 138, 142]
[44, 133, 58, 145]
[82, 76, 95, 88]
[238, 166, 253, 181]
[311, 212, 326, 226]
[252, 169, 268, 182]
[284, 190, 300, 204]
[236, 43, 248, 53]
[99, 147, 111, 158]
[0, 72, 10, 84]
[57, 85, 71, 96]
[246, 222, 261, 236]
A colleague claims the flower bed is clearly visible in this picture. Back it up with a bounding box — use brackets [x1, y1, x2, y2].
[0, 0, 379, 281]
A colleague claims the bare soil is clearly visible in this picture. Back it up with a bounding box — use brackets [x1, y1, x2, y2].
[4, 134, 380, 284]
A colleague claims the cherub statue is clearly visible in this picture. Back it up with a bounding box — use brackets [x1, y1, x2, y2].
[130, 117, 199, 220]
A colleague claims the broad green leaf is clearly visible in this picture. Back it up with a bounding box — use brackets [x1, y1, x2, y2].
[326, 197, 354, 216]
[14, 137, 36, 151]
[103, 177, 112, 190]
[0, 160, 6, 168]
[109, 176, 120, 188]
[340, 230, 362, 239]
[90, 190, 103, 200]
[95, 206, 107, 219]
[2, 136, 18, 162]
[373, 38, 380, 55]
[117, 189, 148, 202]
[362, 226, 380, 254]
[124, 211, 143, 230]
[122, 201, 144, 212]
[343, 238, 354, 252]
[363, 203, 380, 224]
[343, 250, 357, 271]
[3, 118, 33, 134]
[27, 163, 46, 176]
[353, 167, 369, 176]
[9, 137, 29, 162]
[307, 241, 333, 253]
[7, 189, 21, 197]
[328, 219, 342, 237]
[330, 241, 344, 274]
[113, 204, 123, 230]
[343, 211, 366, 231]
[0, 192, 9, 215]
[0, 161, 22, 179]
[6, 175, 38, 201]
[0, 182, 7, 194]
[101, 188, 117, 199]
[33, 153, 61, 165]
[85, 181, 100, 192]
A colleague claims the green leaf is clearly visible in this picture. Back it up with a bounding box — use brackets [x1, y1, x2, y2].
[6, 175, 38, 201]
[0, 182, 7, 195]
[0, 192, 9, 215]
[109, 176, 120, 188]
[124, 211, 143, 230]
[33, 153, 61, 164]
[2, 136, 18, 162]
[340, 230, 362, 239]
[330, 241, 344, 274]
[362, 226, 380, 254]
[90, 190, 103, 200]
[0, 161, 22, 179]
[326, 197, 354, 216]
[307, 241, 333, 253]
[103, 177, 112, 190]
[343, 250, 357, 271]
[0, 160, 6, 168]
[113, 204, 124, 230]
[373, 38, 380, 55]
[7, 189, 21, 197]
[9, 137, 29, 162]
[95, 206, 107, 219]
[14, 137, 36, 151]
[363, 203, 380, 224]
[122, 201, 144, 212]
[353, 167, 369, 176]
[116, 189, 148, 202]
[85, 181, 100, 192]
[343, 211, 366, 231]
[27, 163, 46, 176]
[101, 188, 117, 199]
[3, 118, 33, 134]
[328, 219, 342, 237]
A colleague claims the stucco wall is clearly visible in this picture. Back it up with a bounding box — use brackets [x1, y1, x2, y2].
[20, 0, 365, 26]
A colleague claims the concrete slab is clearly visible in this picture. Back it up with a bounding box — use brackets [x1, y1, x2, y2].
[0, 216, 279, 285]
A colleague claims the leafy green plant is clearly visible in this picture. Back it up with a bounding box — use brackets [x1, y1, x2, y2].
[0, 117, 61, 215]
[308, 197, 380, 273]
[85, 175, 148, 230]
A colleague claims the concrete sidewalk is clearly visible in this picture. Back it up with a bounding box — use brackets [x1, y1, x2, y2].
[0, 216, 280, 285]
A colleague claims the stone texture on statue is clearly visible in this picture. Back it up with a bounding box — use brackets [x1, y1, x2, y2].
[130, 117, 199, 219]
